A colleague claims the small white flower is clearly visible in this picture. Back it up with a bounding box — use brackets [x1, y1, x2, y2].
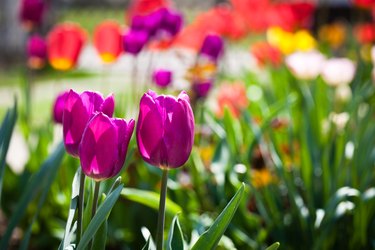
[329, 112, 350, 131]
[321, 58, 356, 87]
[285, 50, 325, 80]
[335, 85, 352, 103]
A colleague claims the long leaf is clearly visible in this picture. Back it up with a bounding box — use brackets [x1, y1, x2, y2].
[76, 184, 123, 250]
[265, 242, 280, 250]
[59, 168, 82, 249]
[0, 142, 65, 249]
[167, 215, 185, 250]
[191, 183, 245, 250]
[0, 99, 17, 205]
[121, 188, 182, 217]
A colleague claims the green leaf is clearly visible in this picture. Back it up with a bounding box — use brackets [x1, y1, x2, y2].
[0, 99, 17, 205]
[265, 242, 280, 250]
[60, 168, 82, 249]
[121, 188, 182, 217]
[167, 215, 185, 250]
[92, 219, 108, 250]
[76, 184, 123, 250]
[191, 183, 245, 250]
[0, 142, 65, 249]
[141, 227, 156, 250]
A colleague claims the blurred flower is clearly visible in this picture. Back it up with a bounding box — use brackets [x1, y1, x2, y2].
[216, 82, 249, 118]
[63, 90, 114, 157]
[251, 168, 274, 188]
[94, 21, 123, 63]
[19, 0, 46, 31]
[127, 0, 170, 21]
[251, 41, 282, 67]
[52, 91, 69, 124]
[152, 69, 172, 88]
[136, 90, 195, 169]
[267, 26, 295, 54]
[267, 27, 316, 54]
[321, 58, 356, 87]
[318, 22, 346, 49]
[353, 0, 375, 8]
[355, 23, 375, 44]
[294, 30, 317, 51]
[285, 50, 325, 80]
[47, 23, 86, 71]
[26, 35, 47, 70]
[199, 144, 214, 167]
[160, 9, 183, 37]
[329, 112, 350, 132]
[123, 30, 149, 55]
[192, 81, 213, 99]
[199, 34, 224, 62]
[186, 62, 216, 82]
[335, 85, 352, 103]
[79, 112, 134, 181]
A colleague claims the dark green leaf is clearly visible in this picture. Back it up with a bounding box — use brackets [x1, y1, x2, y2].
[76, 184, 123, 250]
[191, 183, 245, 250]
[167, 215, 185, 250]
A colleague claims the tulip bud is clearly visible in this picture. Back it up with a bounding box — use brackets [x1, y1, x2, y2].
[52, 90, 69, 124]
[152, 69, 172, 88]
[63, 90, 114, 157]
[94, 21, 123, 63]
[47, 23, 86, 71]
[161, 9, 183, 37]
[285, 50, 326, 80]
[192, 81, 212, 99]
[19, 0, 46, 31]
[136, 90, 195, 168]
[123, 30, 149, 55]
[79, 112, 135, 181]
[321, 58, 356, 87]
[199, 34, 224, 61]
[26, 35, 47, 70]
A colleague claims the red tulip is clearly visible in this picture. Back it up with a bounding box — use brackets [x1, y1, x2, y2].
[355, 23, 375, 44]
[94, 21, 123, 63]
[47, 23, 86, 71]
[251, 42, 282, 67]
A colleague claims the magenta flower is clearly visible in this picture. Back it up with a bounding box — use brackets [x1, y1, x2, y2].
[79, 112, 135, 181]
[193, 81, 212, 99]
[123, 30, 149, 55]
[63, 90, 114, 157]
[136, 90, 195, 169]
[19, 0, 46, 30]
[52, 90, 69, 124]
[199, 34, 224, 61]
[26, 35, 47, 69]
[152, 69, 172, 88]
[161, 9, 183, 37]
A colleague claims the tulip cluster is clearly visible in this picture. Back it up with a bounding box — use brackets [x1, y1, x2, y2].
[124, 7, 183, 55]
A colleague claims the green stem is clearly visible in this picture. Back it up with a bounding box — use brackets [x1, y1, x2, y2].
[89, 181, 101, 250]
[156, 168, 169, 250]
[77, 172, 85, 244]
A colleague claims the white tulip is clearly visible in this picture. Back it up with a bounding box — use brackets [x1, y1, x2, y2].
[285, 50, 326, 80]
[321, 58, 356, 87]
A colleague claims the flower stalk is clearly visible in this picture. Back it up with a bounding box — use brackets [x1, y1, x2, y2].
[156, 168, 169, 250]
[77, 172, 85, 243]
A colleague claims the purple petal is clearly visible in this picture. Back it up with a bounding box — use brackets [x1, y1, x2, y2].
[79, 113, 118, 181]
[53, 90, 68, 124]
[100, 94, 115, 117]
[136, 92, 164, 166]
[113, 118, 135, 173]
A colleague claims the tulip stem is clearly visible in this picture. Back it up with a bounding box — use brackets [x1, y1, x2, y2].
[77, 172, 85, 244]
[89, 181, 101, 250]
[156, 168, 169, 250]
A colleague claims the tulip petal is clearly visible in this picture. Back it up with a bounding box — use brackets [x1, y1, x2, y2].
[101, 94, 115, 117]
[136, 92, 164, 166]
[113, 118, 135, 173]
[80, 113, 118, 181]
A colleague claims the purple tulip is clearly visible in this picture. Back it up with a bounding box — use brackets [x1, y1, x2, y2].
[199, 34, 224, 61]
[123, 30, 149, 55]
[27, 35, 47, 69]
[79, 112, 135, 181]
[161, 9, 183, 37]
[52, 91, 69, 124]
[136, 90, 195, 169]
[63, 90, 115, 157]
[152, 69, 172, 88]
[193, 81, 212, 99]
[19, 0, 46, 29]
[143, 8, 167, 37]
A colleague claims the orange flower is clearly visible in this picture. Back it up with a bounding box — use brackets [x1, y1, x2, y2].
[251, 41, 282, 67]
[94, 21, 123, 63]
[216, 82, 249, 118]
[318, 22, 346, 49]
[251, 168, 274, 188]
[47, 23, 86, 71]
